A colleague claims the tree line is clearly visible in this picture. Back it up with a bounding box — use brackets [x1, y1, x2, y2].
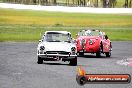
[2, 0, 132, 8]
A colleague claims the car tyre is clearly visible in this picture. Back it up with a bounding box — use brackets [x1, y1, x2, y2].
[106, 48, 112, 57]
[37, 56, 43, 64]
[69, 57, 77, 66]
[96, 47, 101, 58]
[106, 52, 111, 57]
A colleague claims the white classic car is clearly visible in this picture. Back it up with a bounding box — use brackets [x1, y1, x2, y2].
[37, 31, 77, 66]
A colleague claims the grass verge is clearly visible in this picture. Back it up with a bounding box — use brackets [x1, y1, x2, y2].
[0, 8, 132, 41]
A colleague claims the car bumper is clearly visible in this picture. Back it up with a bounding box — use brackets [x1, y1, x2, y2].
[77, 48, 99, 53]
[37, 53, 77, 58]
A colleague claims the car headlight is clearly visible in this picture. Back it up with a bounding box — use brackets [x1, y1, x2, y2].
[80, 39, 86, 49]
[71, 47, 76, 55]
[71, 47, 76, 51]
[89, 39, 93, 45]
[81, 39, 86, 46]
[40, 46, 45, 50]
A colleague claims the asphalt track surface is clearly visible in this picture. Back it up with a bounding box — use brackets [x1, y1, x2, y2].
[0, 41, 132, 88]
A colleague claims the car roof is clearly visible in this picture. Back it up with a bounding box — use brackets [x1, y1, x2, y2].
[45, 31, 71, 34]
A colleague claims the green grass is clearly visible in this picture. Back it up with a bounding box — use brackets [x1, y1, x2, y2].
[0, 8, 132, 41]
[0, 8, 132, 26]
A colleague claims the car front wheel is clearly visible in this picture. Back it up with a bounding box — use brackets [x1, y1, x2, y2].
[105, 48, 112, 57]
[37, 56, 43, 64]
[96, 47, 101, 58]
[69, 57, 77, 66]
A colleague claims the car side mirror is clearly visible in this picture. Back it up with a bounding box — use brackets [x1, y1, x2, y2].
[105, 35, 108, 40]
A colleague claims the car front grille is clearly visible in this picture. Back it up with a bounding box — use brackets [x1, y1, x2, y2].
[46, 51, 70, 55]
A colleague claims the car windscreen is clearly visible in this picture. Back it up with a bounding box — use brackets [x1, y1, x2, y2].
[78, 30, 103, 36]
[90, 31, 103, 36]
[78, 30, 86, 36]
[45, 32, 71, 42]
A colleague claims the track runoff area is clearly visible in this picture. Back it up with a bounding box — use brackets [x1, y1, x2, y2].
[0, 3, 132, 87]
[0, 3, 132, 14]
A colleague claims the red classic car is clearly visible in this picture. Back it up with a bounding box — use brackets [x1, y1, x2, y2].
[76, 29, 112, 57]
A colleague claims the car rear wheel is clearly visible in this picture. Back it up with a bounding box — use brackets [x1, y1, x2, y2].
[69, 57, 77, 66]
[37, 56, 43, 64]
